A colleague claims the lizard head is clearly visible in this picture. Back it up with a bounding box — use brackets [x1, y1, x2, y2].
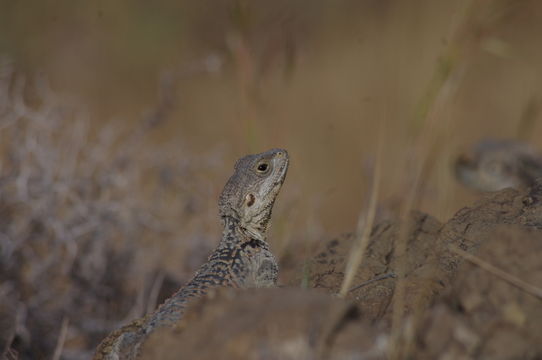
[219, 148, 289, 240]
[454, 139, 542, 191]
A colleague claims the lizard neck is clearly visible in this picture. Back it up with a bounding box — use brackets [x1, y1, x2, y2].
[220, 215, 266, 246]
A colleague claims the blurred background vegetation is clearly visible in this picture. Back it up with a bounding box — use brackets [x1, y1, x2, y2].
[1, 0, 542, 358]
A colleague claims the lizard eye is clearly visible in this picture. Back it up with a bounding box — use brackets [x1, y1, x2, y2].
[256, 162, 270, 174]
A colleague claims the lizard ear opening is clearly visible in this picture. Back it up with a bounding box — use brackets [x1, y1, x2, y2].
[245, 193, 255, 207]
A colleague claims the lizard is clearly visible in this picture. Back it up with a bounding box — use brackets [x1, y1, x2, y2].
[454, 139, 542, 191]
[93, 148, 289, 360]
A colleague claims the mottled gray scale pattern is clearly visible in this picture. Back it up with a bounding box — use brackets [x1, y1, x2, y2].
[94, 149, 288, 360]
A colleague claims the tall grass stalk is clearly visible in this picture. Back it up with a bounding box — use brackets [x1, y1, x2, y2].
[389, 0, 478, 357]
[338, 126, 383, 297]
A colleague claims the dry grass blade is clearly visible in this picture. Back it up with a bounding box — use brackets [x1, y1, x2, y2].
[389, 0, 480, 357]
[449, 245, 542, 300]
[147, 271, 166, 314]
[52, 317, 69, 360]
[348, 272, 396, 293]
[517, 96, 540, 141]
[338, 128, 383, 298]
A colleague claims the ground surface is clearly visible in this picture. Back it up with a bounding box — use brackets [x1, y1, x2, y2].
[140, 183, 542, 360]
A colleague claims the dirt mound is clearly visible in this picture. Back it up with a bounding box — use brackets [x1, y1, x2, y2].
[309, 211, 444, 323]
[141, 287, 386, 360]
[139, 182, 542, 359]
[310, 184, 542, 324]
[415, 225, 542, 359]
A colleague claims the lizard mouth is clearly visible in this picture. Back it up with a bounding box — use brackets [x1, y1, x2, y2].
[273, 157, 289, 187]
[279, 156, 289, 177]
[272, 149, 289, 184]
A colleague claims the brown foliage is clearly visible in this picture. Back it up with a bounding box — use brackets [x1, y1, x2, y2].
[0, 60, 219, 359]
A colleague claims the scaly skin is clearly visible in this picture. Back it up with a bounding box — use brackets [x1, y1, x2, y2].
[93, 149, 289, 360]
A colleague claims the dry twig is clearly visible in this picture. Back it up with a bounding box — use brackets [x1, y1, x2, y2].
[449, 245, 542, 300]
